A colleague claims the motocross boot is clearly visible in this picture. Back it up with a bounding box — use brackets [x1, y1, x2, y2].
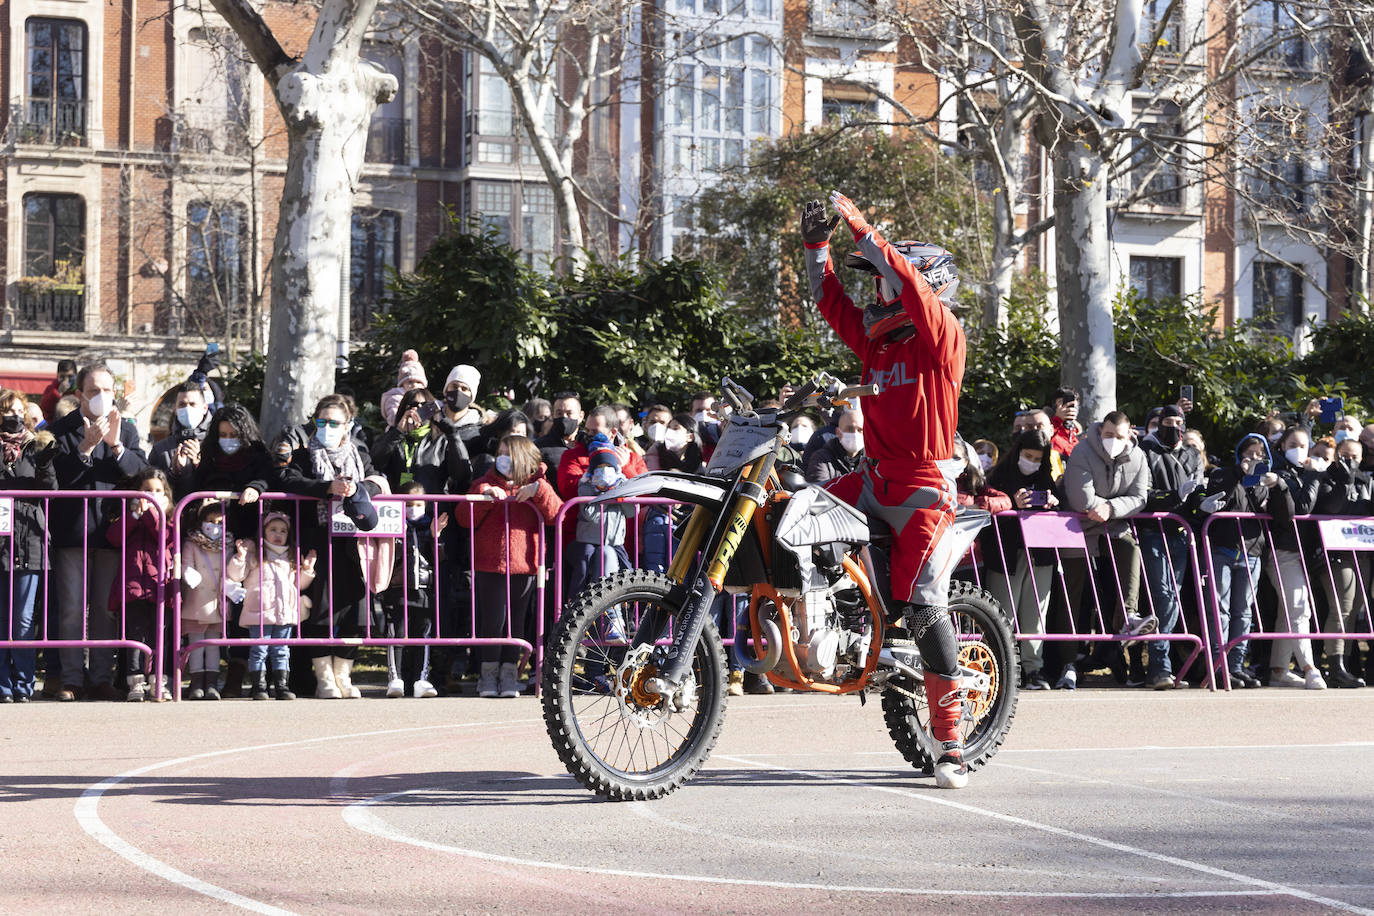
[923, 670, 968, 789]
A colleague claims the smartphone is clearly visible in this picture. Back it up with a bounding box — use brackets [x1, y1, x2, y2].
[418, 399, 439, 422]
[1320, 396, 1344, 424]
[206, 342, 220, 355]
[1180, 385, 1193, 403]
[1027, 489, 1049, 508]
[1242, 461, 1269, 487]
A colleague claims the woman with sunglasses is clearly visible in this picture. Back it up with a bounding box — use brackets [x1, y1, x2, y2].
[275, 394, 382, 699]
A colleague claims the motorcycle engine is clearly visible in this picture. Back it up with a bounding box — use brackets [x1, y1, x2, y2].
[789, 574, 872, 681]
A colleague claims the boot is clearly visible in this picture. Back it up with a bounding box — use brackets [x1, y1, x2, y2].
[125, 674, 148, 703]
[203, 670, 221, 701]
[333, 656, 361, 698]
[477, 662, 500, 698]
[250, 669, 270, 701]
[222, 658, 247, 698]
[271, 669, 296, 701]
[923, 670, 968, 789]
[187, 671, 206, 701]
[312, 657, 342, 699]
[1328, 657, 1366, 689]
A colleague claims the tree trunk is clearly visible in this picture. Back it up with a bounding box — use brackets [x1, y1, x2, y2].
[984, 187, 1017, 326]
[257, 65, 396, 440]
[1052, 141, 1117, 422]
[1355, 105, 1374, 310]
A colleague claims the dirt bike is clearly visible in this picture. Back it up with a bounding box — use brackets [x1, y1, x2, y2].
[542, 374, 1018, 800]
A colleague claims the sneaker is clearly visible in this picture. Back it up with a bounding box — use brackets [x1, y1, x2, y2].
[125, 678, 147, 703]
[933, 742, 968, 790]
[385, 678, 405, 698]
[1054, 664, 1077, 690]
[1271, 668, 1305, 688]
[1304, 669, 1327, 690]
[1119, 613, 1159, 639]
[1024, 671, 1051, 690]
[497, 662, 521, 699]
[1126, 673, 1147, 688]
[413, 679, 438, 698]
[477, 663, 500, 698]
[728, 670, 745, 697]
[1148, 674, 1186, 690]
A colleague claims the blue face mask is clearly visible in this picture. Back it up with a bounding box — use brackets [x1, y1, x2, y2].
[219, 437, 242, 455]
[1334, 429, 1355, 445]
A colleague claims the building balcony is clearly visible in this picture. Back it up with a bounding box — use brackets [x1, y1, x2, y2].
[12, 287, 85, 333]
[5, 98, 90, 147]
[808, 0, 892, 39]
[169, 105, 253, 157]
[365, 117, 410, 165]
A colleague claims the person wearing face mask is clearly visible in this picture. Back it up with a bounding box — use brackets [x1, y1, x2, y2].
[151, 382, 215, 501]
[275, 394, 388, 699]
[566, 435, 637, 620]
[1136, 404, 1206, 690]
[535, 392, 583, 486]
[522, 397, 553, 439]
[1057, 411, 1148, 691]
[379, 350, 429, 429]
[105, 467, 177, 701]
[227, 512, 317, 701]
[379, 480, 443, 699]
[1262, 426, 1327, 688]
[803, 407, 865, 484]
[373, 387, 475, 495]
[0, 389, 56, 704]
[39, 359, 78, 423]
[179, 501, 232, 700]
[636, 404, 673, 453]
[972, 439, 998, 475]
[556, 404, 649, 500]
[985, 429, 1059, 690]
[441, 364, 485, 447]
[1312, 437, 1372, 687]
[470, 408, 533, 479]
[949, 436, 1011, 585]
[1200, 434, 1274, 688]
[49, 361, 149, 701]
[643, 413, 705, 473]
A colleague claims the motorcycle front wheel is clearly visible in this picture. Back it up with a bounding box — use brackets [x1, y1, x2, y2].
[881, 578, 1020, 774]
[542, 569, 728, 800]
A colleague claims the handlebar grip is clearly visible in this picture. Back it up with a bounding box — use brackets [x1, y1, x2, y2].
[783, 382, 819, 411]
[838, 383, 880, 399]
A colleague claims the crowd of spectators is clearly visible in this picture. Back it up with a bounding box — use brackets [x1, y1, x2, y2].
[2, 352, 1373, 705]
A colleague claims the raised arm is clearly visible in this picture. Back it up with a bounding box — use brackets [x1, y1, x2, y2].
[800, 200, 866, 355]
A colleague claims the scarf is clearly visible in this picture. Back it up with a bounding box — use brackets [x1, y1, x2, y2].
[1, 429, 32, 467]
[308, 435, 367, 484]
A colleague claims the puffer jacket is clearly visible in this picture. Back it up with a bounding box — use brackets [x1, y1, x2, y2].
[105, 505, 174, 610]
[181, 535, 229, 624]
[228, 547, 317, 627]
[458, 467, 562, 575]
[1061, 422, 1148, 540]
[0, 433, 57, 571]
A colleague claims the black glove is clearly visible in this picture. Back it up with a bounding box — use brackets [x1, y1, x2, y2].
[800, 200, 839, 246]
[194, 349, 220, 379]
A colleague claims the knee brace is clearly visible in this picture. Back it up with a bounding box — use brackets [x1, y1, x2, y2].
[904, 603, 959, 678]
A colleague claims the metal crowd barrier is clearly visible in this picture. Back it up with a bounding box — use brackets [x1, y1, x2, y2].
[0, 489, 167, 696]
[170, 491, 542, 701]
[1200, 512, 1374, 691]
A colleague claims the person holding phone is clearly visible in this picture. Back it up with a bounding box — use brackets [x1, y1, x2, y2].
[371, 387, 473, 496]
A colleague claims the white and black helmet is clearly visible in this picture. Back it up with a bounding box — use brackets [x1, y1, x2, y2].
[844, 241, 960, 307]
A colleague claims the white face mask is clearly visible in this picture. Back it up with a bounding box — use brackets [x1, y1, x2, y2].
[264, 541, 289, 555]
[495, 454, 513, 477]
[1017, 456, 1040, 476]
[1266, 431, 1283, 444]
[646, 423, 667, 444]
[87, 391, 112, 418]
[176, 405, 206, 430]
[979, 453, 993, 472]
[693, 410, 714, 426]
[949, 457, 967, 477]
[1102, 435, 1126, 459]
[1285, 447, 1307, 466]
[790, 425, 813, 447]
[839, 432, 864, 454]
[315, 424, 345, 449]
[406, 505, 427, 521]
[219, 437, 242, 455]
[663, 428, 689, 452]
[200, 522, 223, 541]
[1307, 456, 1330, 472]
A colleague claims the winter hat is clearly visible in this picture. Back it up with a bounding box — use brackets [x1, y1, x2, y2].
[380, 389, 404, 427]
[1160, 404, 1185, 425]
[396, 349, 427, 388]
[444, 364, 481, 396]
[587, 433, 621, 471]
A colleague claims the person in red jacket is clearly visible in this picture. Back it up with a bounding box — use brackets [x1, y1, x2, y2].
[460, 433, 562, 699]
[556, 404, 649, 499]
[801, 192, 972, 789]
[1050, 387, 1080, 457]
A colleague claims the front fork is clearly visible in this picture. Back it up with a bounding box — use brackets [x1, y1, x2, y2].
[646, 455, 775, 694]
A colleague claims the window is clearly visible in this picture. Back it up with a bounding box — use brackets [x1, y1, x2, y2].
[821, 82, 878, 125]
[474, 182, 513, 242]
[186, 201, 249, 337]
[1250, 115, 1307, 214]
[1127, 100, 1184, 207]
[521, 186, 556, 269]
[666, 43, 774, 176]
[1252, 261, 1304, 332]
[350, 209, 399, 330]
[1129, 256, 1182, 301]
[180, 28, 251, 155]
[23, 193, 84, 278]
[23, 19, 87, 143]
[1248, 0, 1308, 69]
[810, 0, 882, 35]
[364, 43, 407, 164]
[1141, 0, 1181, 55]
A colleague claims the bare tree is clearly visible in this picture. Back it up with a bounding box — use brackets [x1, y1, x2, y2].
[203, 0, 397, 438]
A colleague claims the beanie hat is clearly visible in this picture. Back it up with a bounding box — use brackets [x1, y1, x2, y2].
[396, 349, 427, 387]
[445, 364, 481, 396]
[380, 388, 404, 427]
[587, 433, 621, 471]
[1160, 404, 1185, 423]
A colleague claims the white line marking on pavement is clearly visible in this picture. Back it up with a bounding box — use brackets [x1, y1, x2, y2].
[344, 789, 1285, 900]
[714, 754, 1374, 915]
[75, 720, 542, 914]
[850, 741, 1374, 755]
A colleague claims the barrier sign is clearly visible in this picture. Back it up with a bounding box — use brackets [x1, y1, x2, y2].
[330, 499, 405, 536]
[1317, 518, 1374, 552]
[0, 497, 12, 535]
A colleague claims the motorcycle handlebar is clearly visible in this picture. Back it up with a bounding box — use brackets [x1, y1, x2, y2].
[838, 383, 880, 400]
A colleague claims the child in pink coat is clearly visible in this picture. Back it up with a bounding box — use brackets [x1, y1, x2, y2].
[227, 511, 316, 700]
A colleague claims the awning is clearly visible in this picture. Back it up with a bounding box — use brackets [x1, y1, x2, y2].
[0, 372, 51, 396]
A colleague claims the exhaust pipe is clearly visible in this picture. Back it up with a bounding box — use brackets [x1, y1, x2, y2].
[733, 617, 782, 674]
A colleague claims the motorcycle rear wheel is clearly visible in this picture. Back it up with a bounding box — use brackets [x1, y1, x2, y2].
[881, 579, 1019, 774]
[543, 569, 728, 800]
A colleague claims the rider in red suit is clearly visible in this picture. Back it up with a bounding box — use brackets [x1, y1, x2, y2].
[801, 192, 971, 789]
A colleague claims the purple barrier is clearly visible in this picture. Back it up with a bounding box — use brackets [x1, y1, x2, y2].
[170, 491, 543, 701]
[0, 489, 167, 698]
[983, 510, 1215, 690]
[1200, 512, 1374, 691]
